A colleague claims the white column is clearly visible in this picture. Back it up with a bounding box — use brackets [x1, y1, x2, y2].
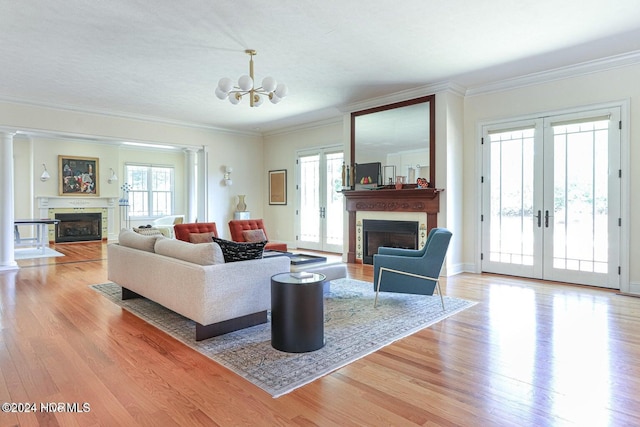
[184, 148, 197, 223]
[0, 131, 18, 271]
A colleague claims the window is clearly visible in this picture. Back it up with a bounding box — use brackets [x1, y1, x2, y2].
[124, 164, 174, 217]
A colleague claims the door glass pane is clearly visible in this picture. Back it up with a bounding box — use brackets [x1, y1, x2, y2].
[325, 152, 344, 246]
[489, 128, 535, 265]
[552, 120, 609, 273]
[299, 154, 320, 243]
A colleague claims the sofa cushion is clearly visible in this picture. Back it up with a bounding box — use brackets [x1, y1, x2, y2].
[118, 229, 162, 252]
[155, 238, 225, 265]
[242, 229, 267, 243]
[212, 237, 266, 263]
[189, 232, 218, 244]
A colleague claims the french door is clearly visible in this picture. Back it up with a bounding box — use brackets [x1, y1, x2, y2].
[297, 148, 344, 253]
[481, 107, 621, 288]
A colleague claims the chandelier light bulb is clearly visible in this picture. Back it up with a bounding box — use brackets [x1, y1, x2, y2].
[275, 83, 289, 98]
[215, 87, 228, 100]
[270, 94, 281, 104]
[262, 76, 276, 93]
[253, 94, 264, 107]
[229, 92, 241, 105]
[217, 77, 234, 94]
[237, 75, 253, 91]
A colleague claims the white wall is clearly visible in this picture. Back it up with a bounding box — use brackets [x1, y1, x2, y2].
[262, 120, 344, 246]
[462, 63, 640, 291]
[438, 91, 465, 275]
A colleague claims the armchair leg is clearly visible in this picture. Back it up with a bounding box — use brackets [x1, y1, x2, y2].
[374, 269, 384, 308]
[435, 280, 445, 311]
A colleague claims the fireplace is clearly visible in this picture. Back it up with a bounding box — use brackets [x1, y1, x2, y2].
[55, 213, 102, 243]
[362, 219, 418, 264]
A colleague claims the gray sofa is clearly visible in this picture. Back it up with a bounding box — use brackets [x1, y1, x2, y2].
[107, 230, 290, 340]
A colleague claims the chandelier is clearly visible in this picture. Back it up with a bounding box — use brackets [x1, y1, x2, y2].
[215, 49, 288, 107]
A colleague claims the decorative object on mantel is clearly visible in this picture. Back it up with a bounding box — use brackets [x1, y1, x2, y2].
[383, 165, 396, 186]
[58, 155, 99, 196]
[351, 164, 356, 188]
[395, 175, 406, 190]
[40, 163, 50, 182]
[215, 49, 288, 107]
[355, 162, 381, 189]
[344, 164, 351, 190]
[417, 177, 429, 189]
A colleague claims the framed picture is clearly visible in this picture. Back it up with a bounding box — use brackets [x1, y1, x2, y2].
[59, 155, 99, 196]
[355, 162, 382, 189]
[269, 169, 287, 205]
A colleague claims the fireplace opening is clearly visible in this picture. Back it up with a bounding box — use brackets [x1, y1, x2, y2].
[55, 213, 102, 243]
[363, 219, 418, 264]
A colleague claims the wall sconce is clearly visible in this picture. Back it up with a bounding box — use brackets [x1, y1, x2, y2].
[108, 168, 118, 184]
[40, 163, 50, 182]
[224, 166, 233, 186]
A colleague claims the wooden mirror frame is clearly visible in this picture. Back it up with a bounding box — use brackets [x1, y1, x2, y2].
[350, 94, 436, 187]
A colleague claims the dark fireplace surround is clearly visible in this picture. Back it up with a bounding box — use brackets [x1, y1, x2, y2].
[362, 220, 418, 264]
[342, 187, 442, 263]
[55, 212, 102, 243]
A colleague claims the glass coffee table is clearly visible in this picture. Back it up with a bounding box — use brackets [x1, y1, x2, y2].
[270, 272, 326, 353]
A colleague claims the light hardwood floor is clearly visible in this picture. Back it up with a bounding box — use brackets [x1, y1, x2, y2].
[2, 242, 640, 426]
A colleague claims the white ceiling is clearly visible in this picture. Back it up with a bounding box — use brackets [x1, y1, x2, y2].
[2, 0, 640, 134]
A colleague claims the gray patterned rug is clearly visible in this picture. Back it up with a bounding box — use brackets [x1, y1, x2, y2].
[91, 278, 476, 398]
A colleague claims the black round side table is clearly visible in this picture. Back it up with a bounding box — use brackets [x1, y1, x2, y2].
[270, 272, 326, 353]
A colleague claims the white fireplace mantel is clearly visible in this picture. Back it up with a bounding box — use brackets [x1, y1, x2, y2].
[36, 196, 117, 209]
[36, 196, 118, 241]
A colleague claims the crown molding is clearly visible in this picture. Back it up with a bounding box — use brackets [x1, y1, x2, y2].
[5, 127, 204, 152]
[262, 117, 343, 138]
[0, 96, 259, 138]
[341, 82, 466, 113]
[465, 50, 640, 97]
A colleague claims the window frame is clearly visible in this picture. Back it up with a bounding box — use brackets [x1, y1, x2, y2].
[124, 163, 175, 219]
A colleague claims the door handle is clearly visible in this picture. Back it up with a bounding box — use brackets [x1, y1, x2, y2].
[535, 210, 542, 227]
[545, 210, 549, 228]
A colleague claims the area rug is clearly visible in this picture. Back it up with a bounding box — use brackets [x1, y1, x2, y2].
[91, 278, 476, 398]
[15, 247, 65, 260]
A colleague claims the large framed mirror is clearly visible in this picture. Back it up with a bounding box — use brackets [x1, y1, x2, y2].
[350, 95, 435, 188]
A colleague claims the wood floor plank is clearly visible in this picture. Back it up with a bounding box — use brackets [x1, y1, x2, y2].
[1, 242, 640, 425]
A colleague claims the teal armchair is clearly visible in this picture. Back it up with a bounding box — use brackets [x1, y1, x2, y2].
[373, 227, 452, 309]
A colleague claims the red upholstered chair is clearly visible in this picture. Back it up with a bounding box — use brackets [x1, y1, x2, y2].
[174, 222, 219, 243]
[228, 219, 287, 252]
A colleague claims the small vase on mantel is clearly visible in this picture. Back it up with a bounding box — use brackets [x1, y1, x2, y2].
[236, 195, 247, 212]
[395, 176, 406, 190]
